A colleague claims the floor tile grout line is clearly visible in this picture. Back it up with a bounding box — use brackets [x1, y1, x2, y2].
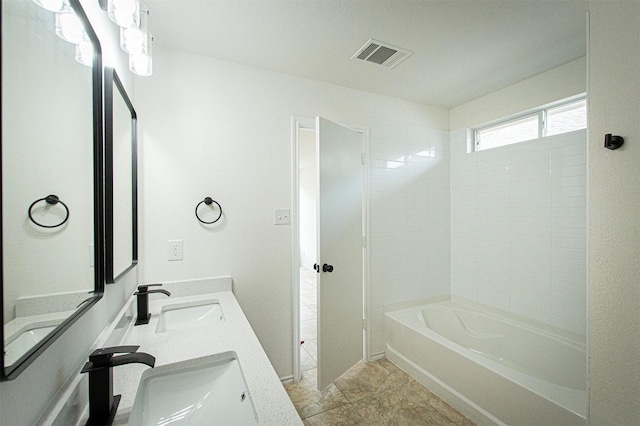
[301, 344, 315, 358]
[301, 346, 317, 364]
[300, 391, 353, 421]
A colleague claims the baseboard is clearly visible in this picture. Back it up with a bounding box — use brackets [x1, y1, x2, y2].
[280, 374, 294, 384]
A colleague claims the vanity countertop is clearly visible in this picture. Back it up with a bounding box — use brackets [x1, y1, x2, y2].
[111, 290, 302, 425]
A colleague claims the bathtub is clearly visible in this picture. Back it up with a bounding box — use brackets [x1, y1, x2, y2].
[384, 301, 586, 426]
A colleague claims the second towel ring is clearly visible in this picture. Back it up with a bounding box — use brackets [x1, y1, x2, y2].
[28, 194, 69, 228]
[195, 197, 222, 224]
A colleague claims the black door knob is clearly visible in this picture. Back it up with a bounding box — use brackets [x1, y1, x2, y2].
[322, 264, 334, 273]
[313, 263, 320, 273]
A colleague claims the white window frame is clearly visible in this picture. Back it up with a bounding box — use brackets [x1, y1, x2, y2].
[473, 94, 587, 151]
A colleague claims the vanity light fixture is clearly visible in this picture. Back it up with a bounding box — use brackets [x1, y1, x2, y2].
[107, 0, 140, 28]
[120, 26, 146, 54]
[75, 39, 93, 66]
[129, 38, 152, 76]
[124, 7, 153, 76]
[99, 0, 153, 76]
[120, 7, 148, 54]
[32, 0, 93, 67]
[129, 53, 152, 76]
[54, 10, 86, 44]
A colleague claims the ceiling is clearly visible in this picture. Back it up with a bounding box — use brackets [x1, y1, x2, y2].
[144, 0, 588, 109]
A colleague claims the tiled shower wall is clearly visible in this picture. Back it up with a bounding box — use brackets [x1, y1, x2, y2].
[369, 119, 450, 355]
[449, 129, 587, 335]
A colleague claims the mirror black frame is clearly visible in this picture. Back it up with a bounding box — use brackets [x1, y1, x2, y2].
[0, 0, 104, 380]
[105, 68, 138, 284]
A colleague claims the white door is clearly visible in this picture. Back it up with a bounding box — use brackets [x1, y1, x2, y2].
[315, 116, 364, 390]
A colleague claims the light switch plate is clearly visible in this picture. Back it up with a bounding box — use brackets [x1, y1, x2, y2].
[274, 208, 290, 225]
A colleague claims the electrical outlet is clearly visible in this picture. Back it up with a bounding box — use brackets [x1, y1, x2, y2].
[168, 240, 183, 261]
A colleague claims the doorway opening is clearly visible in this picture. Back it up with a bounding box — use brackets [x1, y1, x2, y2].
[297, 127, 319, 374]
[291, 116, 369, 388]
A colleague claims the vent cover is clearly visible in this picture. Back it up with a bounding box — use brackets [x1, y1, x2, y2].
[352, 38, 413, 69]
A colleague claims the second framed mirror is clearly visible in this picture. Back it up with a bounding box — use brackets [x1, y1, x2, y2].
[105, 68, 137, 283]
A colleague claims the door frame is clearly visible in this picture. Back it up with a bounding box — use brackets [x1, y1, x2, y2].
[290, 116, 371, 382]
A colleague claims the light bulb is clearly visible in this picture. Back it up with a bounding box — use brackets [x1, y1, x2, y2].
[55, 12, 85, 44]
[113, 10, 136, 27]
[120, 27, 147, 54]
[33, 0, 66, 13]
[75, 39, 93, 66]
[108, 0, 140, 28]
[129, 53, 152, 76]
[113, 0, 136, 13]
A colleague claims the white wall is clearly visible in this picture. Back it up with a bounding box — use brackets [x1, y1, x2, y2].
[0, 0, 138, 424]
[369, 119, 450, 355]
[450, 57, 586, 130]
[134, 46, 448, 378]
[298, 129, 317, 271]
[587, 2, 640, 424]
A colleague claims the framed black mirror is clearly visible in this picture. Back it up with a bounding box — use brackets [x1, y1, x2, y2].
[1, 0, 103, 379]
[105, 67, 138, 284]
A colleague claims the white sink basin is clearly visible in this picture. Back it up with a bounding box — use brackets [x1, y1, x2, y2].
[127, 352, 258, 426]
[4, 324, 57, 366]
[155, 301, 224, 333]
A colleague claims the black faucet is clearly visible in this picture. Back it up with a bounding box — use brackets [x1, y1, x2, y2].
[134, 283, 171, 325]
[80, 345, 155, 426]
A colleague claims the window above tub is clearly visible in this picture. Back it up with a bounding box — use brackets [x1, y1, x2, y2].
[473, 96, 587, 151]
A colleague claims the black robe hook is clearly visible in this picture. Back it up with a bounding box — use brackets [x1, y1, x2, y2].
[604, 134, 624, 150]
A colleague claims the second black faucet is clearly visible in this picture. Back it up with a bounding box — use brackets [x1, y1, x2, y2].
[134, 283, 171, 325]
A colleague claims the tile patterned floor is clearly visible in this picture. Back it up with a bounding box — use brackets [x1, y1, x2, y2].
[284, 359, 475, 425]
[291, 269, 474, 425]
[300, 268, 318, 372]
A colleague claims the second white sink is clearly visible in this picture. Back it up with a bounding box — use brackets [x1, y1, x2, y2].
[4, 324, 57, 366]
[155, 300, 224, 333]
[127, 352, 258, 426]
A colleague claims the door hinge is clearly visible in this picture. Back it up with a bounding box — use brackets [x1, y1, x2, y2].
[361, 153, 366, 165]
[362, 318, 367, 330]
[362, 236, 366, 248]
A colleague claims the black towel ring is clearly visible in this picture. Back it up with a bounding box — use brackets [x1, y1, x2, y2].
[28, 194, 70, 228]
[195, 196, 222, 224]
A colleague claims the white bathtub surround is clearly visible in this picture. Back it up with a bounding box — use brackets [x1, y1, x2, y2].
[385, 300, 585, 426]
[109, 290, 302, 425]
[369, 118, 451, 356]
[450, 129, 587, 336]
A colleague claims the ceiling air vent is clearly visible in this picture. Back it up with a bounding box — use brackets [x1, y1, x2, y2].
[352, 39, 413, 69]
